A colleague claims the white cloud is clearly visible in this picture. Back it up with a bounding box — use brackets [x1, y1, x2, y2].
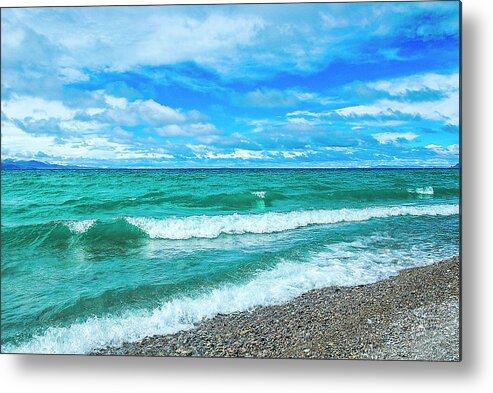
[1, 93, 195, 137]
[287, 117, 318, 126]
[1, 121, 57, 155]
[1, 121, 174, 161]
[279, 151, 307, 159]
[372, 132, 418, 144]
[349, 120, 406, 127]
[336, 104, 384, 117]
[236, 88, 336, 108]
[336, 73, 459, 126]
[156, 124, 187, 137]
[86, 108, 105, 116]
[367, 73, 458, 95]
[204, 149, 268, 160]
[425, 144, 459, 156]
[1, 89, 213, 162]
[286, 110, 329, 118]
[100, 98, 186, 126]
[155, 122, 216, 137]
[2, 95, 74, 121]
[336, 93, 459, 126]
[104, 95, 128, 109]
[5, 8, 266, 75]
[6, 3, 438, 81]
[189, 123, 216, 133]
[57, 67, 89, 83]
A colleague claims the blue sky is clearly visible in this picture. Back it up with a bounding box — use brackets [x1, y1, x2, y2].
[1, 1, 460, 168]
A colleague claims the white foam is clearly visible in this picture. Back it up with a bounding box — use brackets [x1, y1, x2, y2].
[251, 191, 266, 199]
[4, 236, 455, 354]
[125, 204, 458, 240]
[416, 186, 434, 195]
[408, 186, 434, 195]
[65, 219, 97, 234]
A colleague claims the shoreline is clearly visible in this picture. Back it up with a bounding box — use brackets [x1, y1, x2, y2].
[94, 256, 460, 360]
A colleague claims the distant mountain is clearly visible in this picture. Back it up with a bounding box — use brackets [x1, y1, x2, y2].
[451, 163, 460, 169]
[1, 159, 82, 170]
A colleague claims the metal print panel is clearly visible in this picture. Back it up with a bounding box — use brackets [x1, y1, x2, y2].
[0, 1, 461, 360]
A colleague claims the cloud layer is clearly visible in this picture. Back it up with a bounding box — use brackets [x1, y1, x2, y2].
[1, 2, 460, 168]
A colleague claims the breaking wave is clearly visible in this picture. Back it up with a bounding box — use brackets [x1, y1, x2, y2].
[125, 204, 458, 240]
[2, 204, 459, 248]
[408, 186, 435, 195]
[3, 235, 457, 354]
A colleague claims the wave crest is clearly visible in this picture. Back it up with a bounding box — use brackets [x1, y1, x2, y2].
[408, 186, 434, 195]
[125, 204, 458, 240]
[3, 204, 458, 247]
[65, 219, 97, 233]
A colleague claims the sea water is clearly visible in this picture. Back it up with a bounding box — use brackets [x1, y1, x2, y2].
[1, 168, 460, 353]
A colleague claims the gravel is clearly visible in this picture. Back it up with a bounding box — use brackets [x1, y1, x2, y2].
[94, 256, 460, 361]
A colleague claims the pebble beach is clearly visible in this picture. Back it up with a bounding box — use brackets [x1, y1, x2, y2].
[95, 256, 460, 361]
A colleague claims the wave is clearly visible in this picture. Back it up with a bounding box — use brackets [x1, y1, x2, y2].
[2, 218, 146, 249]
[60, 190, 284, 213]
[125, 204, 458, 240]
[3, 236, 457, 354]
[184, 190, 281, 210]
[2, 204, 459, 247]
[65, 219, 97, 233]
[327, 186, 458, 201]
[251, 191, 266, 199]
[408, 186, 435, 195]
[13, 187, 457, 217]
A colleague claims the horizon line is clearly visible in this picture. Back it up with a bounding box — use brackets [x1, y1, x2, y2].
[1, 166, 460, 170]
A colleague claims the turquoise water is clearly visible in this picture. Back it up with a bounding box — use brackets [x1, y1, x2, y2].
[1, 168, 460, 354]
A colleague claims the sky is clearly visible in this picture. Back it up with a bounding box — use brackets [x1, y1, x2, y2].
[1, 1, 460, 168]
